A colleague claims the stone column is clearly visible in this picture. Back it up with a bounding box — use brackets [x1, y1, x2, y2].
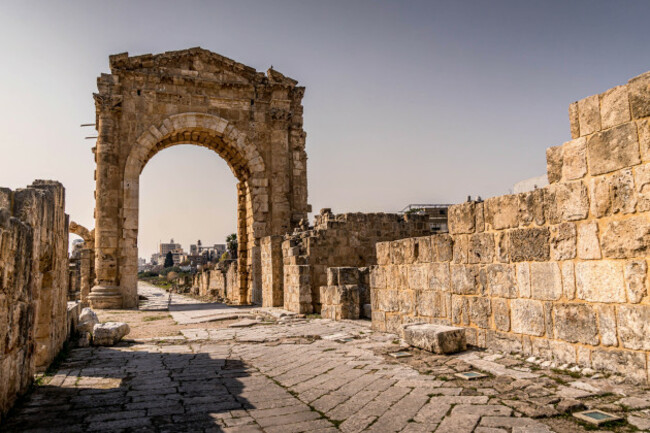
[89, 95, 123, 309]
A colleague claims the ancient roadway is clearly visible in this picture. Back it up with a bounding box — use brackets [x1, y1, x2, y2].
[2, 283, 649, 433]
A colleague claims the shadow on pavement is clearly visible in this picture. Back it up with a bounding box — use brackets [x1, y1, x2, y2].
[1, 343, 255, 432]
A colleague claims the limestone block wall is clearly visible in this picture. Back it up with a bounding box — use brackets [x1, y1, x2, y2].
[192, 260, 239, 302]
[0, 181, 70, 421]
[281, 209, 429, 313]
[371, 71, 650, 383]
[320, 267, 370, 320]
[261, 235, 284, 307]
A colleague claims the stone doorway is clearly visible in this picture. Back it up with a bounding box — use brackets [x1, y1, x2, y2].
[88, 48, 309, 309]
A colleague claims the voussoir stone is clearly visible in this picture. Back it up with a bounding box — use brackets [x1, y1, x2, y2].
[402, 323, 467, 354]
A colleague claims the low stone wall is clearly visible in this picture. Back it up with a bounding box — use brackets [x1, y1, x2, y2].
[281, 209, 429, 313]
[0, 180, 71, 421]
[371, 72, 650, 383]
[320, 267, 370, 320]
[192, 260, 239, 302]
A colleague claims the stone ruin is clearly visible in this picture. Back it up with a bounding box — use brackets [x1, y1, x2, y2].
[0, 181, 80, 421]
[3, 47, 650, 422]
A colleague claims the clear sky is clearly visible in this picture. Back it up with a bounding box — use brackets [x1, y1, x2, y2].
[1, 1, 649, 259]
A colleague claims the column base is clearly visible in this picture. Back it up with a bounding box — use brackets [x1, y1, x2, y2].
[88, 285, 123, 309]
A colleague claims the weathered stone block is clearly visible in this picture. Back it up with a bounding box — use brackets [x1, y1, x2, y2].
[561, 261, 576, 300]
[550, 222, 576, 261]
[617, 305, 650, 350]
[448, 202, 476, 234]
[399, 289, 416, 315]
[576, 261, 626, 303]
[600, 215, 650, 258]
[495, 232, 509, 263]
[624, 260, 647, 303]
[551, 181, 589, 222]
[416, 236, 432, 263]
[510, 299, 545, 336]
[450, 265, 478, 295]
[369, 266, 386, 290]
[452, 235, 468, 264]
[518, 188, 546, 227]
[402, 323, 466, 354]
[376, 242, 391, 265]
[427, 263, 450, 291]
[491, 298, 510, 332]
[562, 137, 587, 180]
[487, 264, 517, 298]
[592, 348, 647, 383]
[416, 290, 447, 318]
[485, 330, 522, 353]
[634, 163, 650, 211]
[407, 264, 427, 290]
[587, 122, 641, 175]
[546, 145, 563, 184]
[530, 262, 562, 300]
[569, 101, 580, 139]
[93, 322, 130, 346]
[611, 168, 637, 214]
[468, 233, 494, 264]
[469, 296, 491, 328]
[516, 263, 531, 298]
[509, 228, 550, 262]
[432, 234, 453, 262]
[578, 94, 601, 136]
[596, 304, 618, 347]
[577, 221, 602, 260]
[590, 176, 611, 217]
[628, 71, 650, 119]
[553, 304, 599, 345]
[637, 118, 650, 161]
[600, 85, 631, 129]
[485, 195, 519, 230]
[451, 295, 469, 325]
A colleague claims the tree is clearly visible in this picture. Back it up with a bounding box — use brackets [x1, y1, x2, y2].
[226, 233, 237, 260]
[164, 251, 174, 268]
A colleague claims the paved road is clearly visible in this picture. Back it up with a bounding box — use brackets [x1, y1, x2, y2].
[2, 284, 649, 432]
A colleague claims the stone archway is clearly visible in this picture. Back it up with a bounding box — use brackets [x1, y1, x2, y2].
[88, 48, 309, 309]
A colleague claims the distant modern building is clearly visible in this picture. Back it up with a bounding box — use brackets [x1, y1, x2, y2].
[189, 240, 226, 262]
[401, 204, 451, 233]
[513, 174, 548, 194]
[159, 239, 182, 255]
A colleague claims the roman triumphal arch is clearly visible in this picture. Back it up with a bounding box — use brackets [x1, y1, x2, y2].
[88, 48, 309, 309]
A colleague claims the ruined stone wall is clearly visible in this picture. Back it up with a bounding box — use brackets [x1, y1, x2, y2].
[371, 72, 650, 383]
[282, 209, 429, 313]
[0, 181, 70, 421]
[192, 260, 239, 302]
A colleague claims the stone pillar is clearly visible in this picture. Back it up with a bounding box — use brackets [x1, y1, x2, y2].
[89, 96, 123, 309]
[261, 235, 284, 307]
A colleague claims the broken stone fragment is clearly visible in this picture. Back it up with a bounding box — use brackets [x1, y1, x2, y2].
[92, 322, 130, 346]
[402, 323, 466, 354]
[77, 307, 99, 334]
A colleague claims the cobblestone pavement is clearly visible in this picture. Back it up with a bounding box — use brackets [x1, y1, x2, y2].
[3, 293, 650, 432]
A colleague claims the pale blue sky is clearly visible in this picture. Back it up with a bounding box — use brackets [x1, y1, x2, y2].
[0, 1, 648, 258]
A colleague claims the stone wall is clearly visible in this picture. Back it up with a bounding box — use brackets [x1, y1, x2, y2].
[320, 267, 370, 320]
[371, 71, 650, 383]
[0, 181, 70, 421]
[192, 260, 239, 302]
[281, 209, 429, 313]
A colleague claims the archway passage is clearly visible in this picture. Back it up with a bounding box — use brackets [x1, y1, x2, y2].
[89, 48, 309, 309]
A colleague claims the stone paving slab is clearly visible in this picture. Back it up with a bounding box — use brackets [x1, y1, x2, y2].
[3, 288, 649, 432]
